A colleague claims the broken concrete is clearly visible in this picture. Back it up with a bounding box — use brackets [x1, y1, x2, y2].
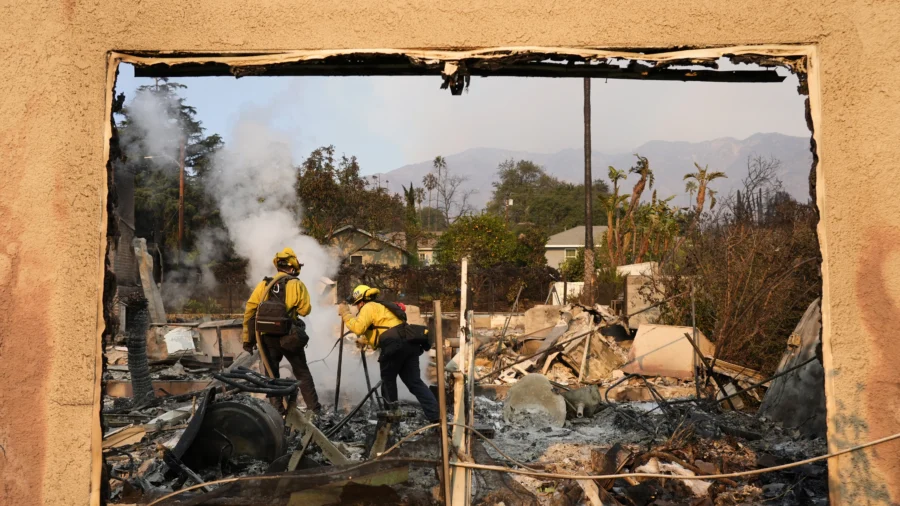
[559, 332, 625, 382]
[503, 373, 567, 428]
[524, 305, 562, 335]
[133, 238, 167, 324]
[621, 324, 714, 380]
[623, 274, 665, 328]
[759, 298, 826, 437]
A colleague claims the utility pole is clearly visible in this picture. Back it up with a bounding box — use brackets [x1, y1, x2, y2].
[583, 77, 595, 305]
[177, 136, 186, 264]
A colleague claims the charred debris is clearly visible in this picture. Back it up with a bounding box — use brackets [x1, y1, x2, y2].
[102, 291, 827, 506]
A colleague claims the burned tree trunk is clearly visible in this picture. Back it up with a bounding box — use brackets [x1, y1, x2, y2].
[126, 298, 154, 404]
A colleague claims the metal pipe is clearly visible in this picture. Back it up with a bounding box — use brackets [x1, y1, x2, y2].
[334, 322, 345, 414]
[324, 380, 384, 438]
[361, 347, 383, 410]
[434, 301, 452, 506]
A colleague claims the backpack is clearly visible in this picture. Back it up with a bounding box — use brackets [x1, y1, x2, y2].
[370, 301, 432, 352]
[254, 276, 297, 337]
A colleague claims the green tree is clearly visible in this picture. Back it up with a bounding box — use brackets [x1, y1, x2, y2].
[486, 159, 609, 234]
[296, 146, 404, 243]
[511, 225, 549, 267]
[684, 162, 727, 215]
[117, 80, 224, 264]
[434, 214, 517, 268]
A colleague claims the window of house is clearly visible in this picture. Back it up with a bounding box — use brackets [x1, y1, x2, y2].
[565, 248, 577, 259]
[350, 255, 362, 265]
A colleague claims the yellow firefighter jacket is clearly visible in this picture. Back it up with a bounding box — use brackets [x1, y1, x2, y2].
[340, 302, 403, 349]
[242, 272, 311, 343]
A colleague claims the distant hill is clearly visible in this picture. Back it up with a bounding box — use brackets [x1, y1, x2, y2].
[375, 133, 813, 209]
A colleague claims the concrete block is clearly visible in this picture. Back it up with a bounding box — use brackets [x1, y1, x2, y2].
[405, 304, 424, 325]
[524, 305, 562, 335]
[621, 324, 714, 379]
[502, 373, 566, 428]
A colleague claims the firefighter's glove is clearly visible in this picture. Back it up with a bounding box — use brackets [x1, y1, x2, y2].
[355, 336, 368, 350]
[242, 341, 256, 353]
[337, 303, 351, 318]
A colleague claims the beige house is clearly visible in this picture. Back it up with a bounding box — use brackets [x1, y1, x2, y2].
[328, 225, 411, 267]
[417, 233, 442, 266]
[544, 225, 608, 268]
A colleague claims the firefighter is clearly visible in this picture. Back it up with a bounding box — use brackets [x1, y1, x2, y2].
[242, 247, 321, 414]
[338, 285, 440, 423]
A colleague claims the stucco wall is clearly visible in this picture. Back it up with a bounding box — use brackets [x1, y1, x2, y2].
[1, 2, 899, 505]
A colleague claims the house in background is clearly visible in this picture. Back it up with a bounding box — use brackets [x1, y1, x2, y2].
[328, 225, 411, 267]
[417, 232, 442, 266]
[544, 225, 609, 268]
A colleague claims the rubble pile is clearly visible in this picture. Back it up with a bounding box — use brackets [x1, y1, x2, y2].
[457, 300, 829, 505]
[102, 298, 829, 505]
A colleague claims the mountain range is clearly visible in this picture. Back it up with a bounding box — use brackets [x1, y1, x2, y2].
[374, 133, 814, 210]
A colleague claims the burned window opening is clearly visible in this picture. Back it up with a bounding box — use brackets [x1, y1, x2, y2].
[102, 47, 824, 506]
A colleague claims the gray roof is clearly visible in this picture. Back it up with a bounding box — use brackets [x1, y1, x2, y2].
[546, 226, 608, 248]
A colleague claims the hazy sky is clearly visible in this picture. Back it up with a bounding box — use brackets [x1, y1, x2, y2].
[115, 61, 810, 175]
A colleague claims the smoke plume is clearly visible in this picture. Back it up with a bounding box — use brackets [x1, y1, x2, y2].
[122, 86, 425, 405]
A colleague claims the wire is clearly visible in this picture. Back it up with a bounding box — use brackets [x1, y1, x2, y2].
[308, 332, 354, 366]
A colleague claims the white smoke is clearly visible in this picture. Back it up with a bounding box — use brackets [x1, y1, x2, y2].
[124, 85, 426, 406]
[122, 88, 185, 171]
[205, 108, 400, 404]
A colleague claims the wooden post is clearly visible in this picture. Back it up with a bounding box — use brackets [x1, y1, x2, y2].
[434, 301, 451, 506]
[450, 257, 470, 505]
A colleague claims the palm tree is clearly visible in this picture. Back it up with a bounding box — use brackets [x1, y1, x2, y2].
[608, 166, 627, 196]
[626, 155, 654, 217]
[422, 172, 439, 231]
[603, 193, 629, 266]
[683, 162, 727, 213]
[684, 180, 698, 208]
[675, 163, 727, 253]
[625, 155, 654, 261]
[606, 166, 628, 265]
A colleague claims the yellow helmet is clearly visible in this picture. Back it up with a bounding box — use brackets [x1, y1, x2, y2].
[347, 284, 379, 304]
[273, 247, 303, 271]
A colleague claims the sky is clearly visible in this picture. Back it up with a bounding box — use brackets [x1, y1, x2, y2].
[114, 60, 810, 176]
